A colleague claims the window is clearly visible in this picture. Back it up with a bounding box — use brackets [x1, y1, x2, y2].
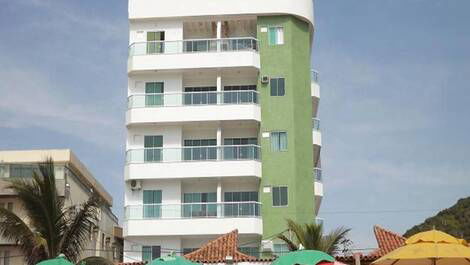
[272, 186, 288, 207]
[224, 191, 259, 202]
[0, 203, 13, 212]
[10, 165, 36, 178]
[223, 138, 258, 160]
[144, 135, 163, 162]
[143, 190, 162, 218]
[182, 248, 198, 255]
[147, 31, 165, 54]
[273, 243, 289, 256]
[270, 78, 285, 96]
[239, 247, 260, 258]
[101, 233, 105, 250]
[223, 85, 258, 104]
[183, 139, 217, 161]
[184, 86, 217, 105]
[3, 250, 10, 265]
[145, 82, 164, 106]
[0, 165, 7, 178]
[268, 27, 284, 45]
[142, 246, 161, 262]
[270, 132, 288, 151]
[183, 192, 217, 217]
[224, 191, 259, 217]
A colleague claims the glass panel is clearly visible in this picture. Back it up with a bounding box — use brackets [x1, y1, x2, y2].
[142, 246, 152, 262]
[271, 132, 280, 151]
[145, 82, 164, 106]
[277, 27, 284, 44]
[280, 187, 288, 206]
[270, 78, 278, 96]
[279, 132, 288, 151]
[269, 27, 277, 45]
[152, 246, 161, 259]
[278, 78, 285, 96]
[272, 187, 280, 206]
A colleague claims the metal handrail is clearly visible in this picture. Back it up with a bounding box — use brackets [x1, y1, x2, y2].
[313, 167, 322, 182]
[129, 37, 258, 56]
[311, 70, 319, 83]
[125, 201, 262, 220]
[312, 118, 321, 131]
[126, 145, 261, 163]
[127, 90, 259, 109]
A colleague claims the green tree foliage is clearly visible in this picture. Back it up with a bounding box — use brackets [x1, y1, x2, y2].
[276, 219, 352, 255]
[404, 197, 470, 240]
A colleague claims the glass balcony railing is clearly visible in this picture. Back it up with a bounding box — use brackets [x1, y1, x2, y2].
[129, 37, 258, 57]
[126, 145, 261, 164]
[313, 167, 322, 182]
[128, 91, 259, 109]
[312, 118, 320, 131]
[125, 202, 261, 220]
[311, 70, 319, 83]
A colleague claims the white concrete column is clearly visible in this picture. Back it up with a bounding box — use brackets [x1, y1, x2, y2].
[216, 21, 222, 52]
[216, 125, 222, 160]
[217, 21, 222, 39]
[216, 178, 222, 217]
[216, 73, 222, 105]
[216, 73, 222, 92]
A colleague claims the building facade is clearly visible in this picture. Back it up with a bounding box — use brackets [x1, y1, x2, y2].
[124, 0, 322, 261]
[0, 149, 123, 265]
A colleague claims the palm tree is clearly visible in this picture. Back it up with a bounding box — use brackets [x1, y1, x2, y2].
[277, 219, 352, 255]
[0, 158, 101, 265]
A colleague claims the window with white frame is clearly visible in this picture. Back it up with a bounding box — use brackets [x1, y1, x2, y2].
[272, 186, 288, 207]
[270, 131, 288, 151]
[268, 27, 284, 45]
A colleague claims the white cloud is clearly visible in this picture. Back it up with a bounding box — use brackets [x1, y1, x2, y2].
[0, 55, 124, 150]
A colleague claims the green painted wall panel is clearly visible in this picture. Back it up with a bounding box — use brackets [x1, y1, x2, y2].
[257, 15, 315, 239]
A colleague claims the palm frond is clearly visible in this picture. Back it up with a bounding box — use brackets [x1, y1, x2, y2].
[321, 227, 351, 255]
[303, 223, 323, 250]
[60, 195, 101, 263]
[7, 159, 64, 259]
[285, 219, 307, 248]
[276, 233, 299, 251]
[0, 207, 48, 265]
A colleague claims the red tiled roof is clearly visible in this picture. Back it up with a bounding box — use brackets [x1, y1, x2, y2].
[336, 225, 406, 263]
[371, 225, 406, 256]
[185, 229, 271, 263]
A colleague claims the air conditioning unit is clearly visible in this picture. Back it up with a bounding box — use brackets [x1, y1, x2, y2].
[130, 180, 142, 191]
[261, 76, 269, 84]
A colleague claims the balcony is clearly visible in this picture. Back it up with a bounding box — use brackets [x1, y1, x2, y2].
[311, 70, 320, 117]
[313, 167, 322, 183]
[314, 167, 323, 215]
[128, 38, 260, 73]
[124, 202, 262, 236]
[125, 145, 262, 180]
[312, 118, 322, 146]
[126, 91, 260, 125]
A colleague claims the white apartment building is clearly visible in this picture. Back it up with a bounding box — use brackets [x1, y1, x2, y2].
[124, 0, 322, 261]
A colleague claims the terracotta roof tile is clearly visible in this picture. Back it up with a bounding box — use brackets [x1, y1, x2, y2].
[184, 230, 268, 263]
[335, 225, 406, 263]
[372, 225, 406, 256]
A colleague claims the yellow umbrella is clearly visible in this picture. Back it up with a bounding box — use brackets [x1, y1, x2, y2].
[373, 229, 470, 265]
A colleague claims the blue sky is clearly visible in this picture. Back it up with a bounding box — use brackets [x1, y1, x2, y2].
[1, 0, 469, 250]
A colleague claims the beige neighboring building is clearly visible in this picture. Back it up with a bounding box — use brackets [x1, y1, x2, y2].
[0, 149, 123, 265]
